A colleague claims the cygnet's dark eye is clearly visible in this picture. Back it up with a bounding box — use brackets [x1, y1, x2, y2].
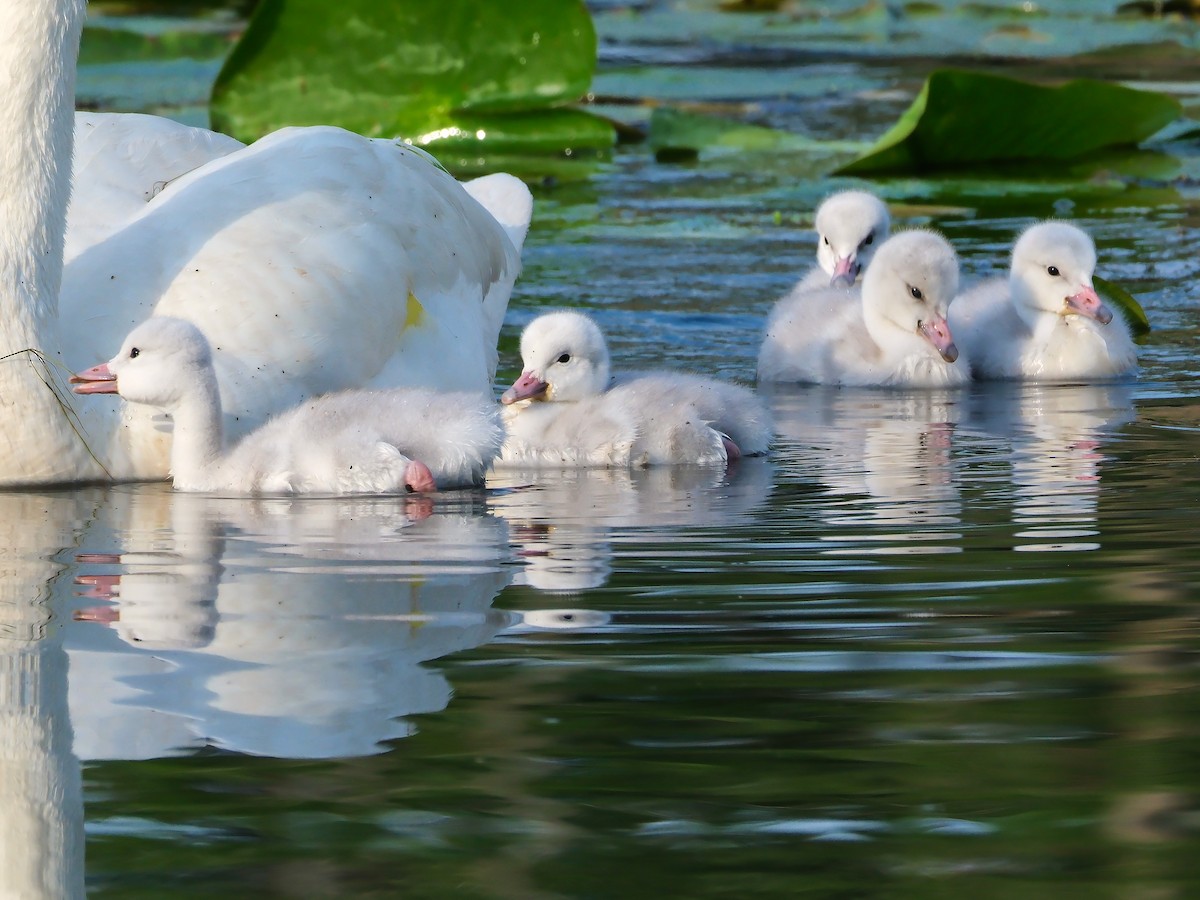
[823, 236, 830, 246]
[129, 347, 140, 359]
[557, 353, 571, 364]
[1047, 265, 1060, 277]
[910, 285, 923, 301]
[863, 232, 874, 246]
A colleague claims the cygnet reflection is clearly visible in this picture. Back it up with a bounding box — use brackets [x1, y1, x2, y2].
[764, 384, 965, 548]
[964, 381, 1135, 552]
[489, 460, 774, 592]
[66, 487, 514, 760]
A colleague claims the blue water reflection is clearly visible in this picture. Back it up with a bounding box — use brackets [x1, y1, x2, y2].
[0, 371, 1192, 897]
[965, 382, 1135, 553]
[766, 385, 966, 550]
[765, 381, 1136, 557]
[490, 461, 775, 592]
[66, 490, 514, 760]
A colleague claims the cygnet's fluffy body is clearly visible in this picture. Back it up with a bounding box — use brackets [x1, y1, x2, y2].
[497, 311, 772, 467]
[758, 229, 969, 388]
[790, 190, 891, 292]
[72, 317, 503, 494]
[949, 222, 1137, 381]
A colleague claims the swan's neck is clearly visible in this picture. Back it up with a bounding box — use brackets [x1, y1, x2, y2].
[0, 0, 100, 483]
[168, 373, 225, 489]
[861, 298, 911, 360]
[0, 0, 81, 350]
[1009, 276, 1054, 334]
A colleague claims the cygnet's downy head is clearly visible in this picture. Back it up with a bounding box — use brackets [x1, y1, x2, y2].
[501, 310, 612, 404]
[1009, 221, 1111, 325]
[814, 190, 891, 288]
[862, 229, 960, 362]
[72, 316, 215, 409]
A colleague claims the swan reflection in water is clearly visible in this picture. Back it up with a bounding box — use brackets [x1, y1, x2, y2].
[488, 460, 775, 593]
[764, 384, 966, 553]
[763, 381, 1134, 554]
[0, 487, 518, 898]
[962, 381, 1135, 552]
[67, 487, 515, 760]
[1, 491, 98, 900]
[0, 382, 1148, 899]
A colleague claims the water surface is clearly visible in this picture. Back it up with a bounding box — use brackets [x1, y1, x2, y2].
[3, 2, 1200, 897]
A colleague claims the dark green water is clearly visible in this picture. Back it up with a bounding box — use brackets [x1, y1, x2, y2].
[2, 1, 1199, 897]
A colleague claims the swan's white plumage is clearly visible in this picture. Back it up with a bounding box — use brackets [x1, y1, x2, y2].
[73, 317, 504, 494]
[789, 190, 891, 292]
[757, 229, 969, 388]
[497, 311, 772, 467]
[67, 112, 244, 260]
[949, 221, 1138, 381]
[216, 389, 504, 495]
[0, 0, 532, 486]
[63, 126, 524, 437]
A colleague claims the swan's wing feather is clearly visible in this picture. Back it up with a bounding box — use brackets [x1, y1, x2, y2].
[948, 277, 1026, 377]
[331, 389, 503, 488]
[498, 399, 637, 467]
[68, 112, 244, 260]
[612, 372, 772, 456]
[62, 126, 526, 445]
[757, 287, 862, 383]
[605, 382, 726, 466]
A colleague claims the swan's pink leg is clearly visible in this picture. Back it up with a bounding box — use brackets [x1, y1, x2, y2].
[404, 460, 437, 493]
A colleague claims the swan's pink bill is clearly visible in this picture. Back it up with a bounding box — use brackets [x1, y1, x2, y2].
[1065, 286, 1112, 325]
[831, 255, 857, 288]
[70, 363, 118, 394]
[918, 315, 959, 363]
[501, 371, 548, 404]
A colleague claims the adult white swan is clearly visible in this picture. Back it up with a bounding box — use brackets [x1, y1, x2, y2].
[0, 0, 532, 486]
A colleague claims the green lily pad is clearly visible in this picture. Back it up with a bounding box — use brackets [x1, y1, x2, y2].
[647, 106, 867, 161]
[210, 0, 614, 157]
[1094, 274, 1151, 337]
[836, 69, 1182, 175]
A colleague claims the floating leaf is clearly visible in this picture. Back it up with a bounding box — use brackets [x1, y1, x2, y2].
[1094, 274, 1151, 337]
[210, 0, 614, 158]
[1145, 116, 1200, 145]
[648, 107, 865, 161]
[836, 69, 1181, 175]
